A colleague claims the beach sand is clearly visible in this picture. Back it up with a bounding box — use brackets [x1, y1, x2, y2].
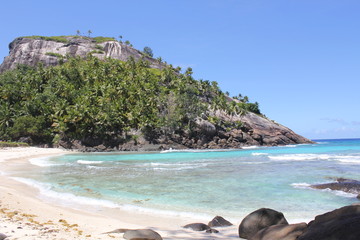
[0, 147, 240, 239]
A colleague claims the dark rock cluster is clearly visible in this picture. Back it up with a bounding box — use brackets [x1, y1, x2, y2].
[238, 205, 360, 240]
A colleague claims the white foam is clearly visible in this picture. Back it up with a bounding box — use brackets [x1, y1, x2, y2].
[77, 160, 104, 165]
[335, 156, 360, 164]
[11, 177, 212, 221]
[251, 152, 268, 156]
[269, 154, 331, 161]
[148, 162, 208, 171]
[160, 148, 234, 153]
[11, 177, 120, 208]
[291, 182, 312, 189]
[119, 203, 212, 221]
[242, 146, 260, 149]
[29, 157, 60, 167]
[242, 161, 267, 165]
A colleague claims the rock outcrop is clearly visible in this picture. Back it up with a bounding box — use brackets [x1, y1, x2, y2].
[0, 36, 162, 72]
[311, 178, 360, 198]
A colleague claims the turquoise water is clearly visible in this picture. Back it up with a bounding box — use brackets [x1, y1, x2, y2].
[14, 139, 360, 222]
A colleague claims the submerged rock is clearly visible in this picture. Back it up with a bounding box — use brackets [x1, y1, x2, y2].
[238, 208, 288, 239]
[310, 178, 360, 196]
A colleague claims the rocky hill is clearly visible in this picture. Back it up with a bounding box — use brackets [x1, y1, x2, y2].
[0, 36, 313, 151]
[0, 36, 162, 72]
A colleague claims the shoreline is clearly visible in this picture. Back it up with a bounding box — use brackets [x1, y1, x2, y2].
[0, 147, 240, 239]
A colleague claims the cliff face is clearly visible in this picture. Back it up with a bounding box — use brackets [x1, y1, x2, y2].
[0, 36, 162, 72]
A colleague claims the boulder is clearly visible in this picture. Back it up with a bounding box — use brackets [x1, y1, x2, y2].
[123, 229, 162, 240]
[183, 223, 210, 231]
[238, 208, 288, 239]
[298, 205, 360, 240]
[206, 228, 219, 233]
[249, 223, 307, 240]
[0, 233, 7, 240]
[208, 216, 233, 227]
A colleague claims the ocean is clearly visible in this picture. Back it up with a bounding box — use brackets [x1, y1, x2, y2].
[10, 138, 360, 223]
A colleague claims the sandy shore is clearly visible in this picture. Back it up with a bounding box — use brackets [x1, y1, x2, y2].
[0, 147, 240, 239]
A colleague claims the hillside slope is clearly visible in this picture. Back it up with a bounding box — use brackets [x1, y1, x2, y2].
[0, 36, 313, 151]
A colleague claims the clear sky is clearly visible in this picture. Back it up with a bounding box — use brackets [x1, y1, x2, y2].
[1, 0, 359, 140]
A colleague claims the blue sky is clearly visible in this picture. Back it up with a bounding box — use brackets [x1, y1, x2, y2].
[1, 0, 359, 140]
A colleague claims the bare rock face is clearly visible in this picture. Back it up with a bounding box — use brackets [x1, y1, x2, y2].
[0, 36, 162, 72]
[211, 110, 313, 147]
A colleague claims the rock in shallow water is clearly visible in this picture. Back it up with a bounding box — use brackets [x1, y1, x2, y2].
[310, 178, 360, 197]
[238, 208, 288, 239]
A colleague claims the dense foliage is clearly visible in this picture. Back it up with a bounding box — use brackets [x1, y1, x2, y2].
[0, 56, 260, 146]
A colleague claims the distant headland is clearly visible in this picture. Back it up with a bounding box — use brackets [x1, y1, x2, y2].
[0, 35, 313, 151]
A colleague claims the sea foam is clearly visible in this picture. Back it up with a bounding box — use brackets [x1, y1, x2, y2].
[77, 160, 104, 165]
[29, 157, 61, 167]
[269, 154, 331, 161]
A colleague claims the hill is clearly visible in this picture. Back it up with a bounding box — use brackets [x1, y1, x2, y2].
[0, 36, 313, 151]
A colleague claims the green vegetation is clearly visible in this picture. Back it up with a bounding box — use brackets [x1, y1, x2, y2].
[23, 36, 69, 43]
[90, 50, 105, 54]
[92, 37, 116, 43]
[22, 35, 117, 44]
[95, 44, 104, 50]
[45, 52, 64, 58]
[0, 141, 29, 148]
[143, 46, 154, 57]
[0, 56, 260, 146]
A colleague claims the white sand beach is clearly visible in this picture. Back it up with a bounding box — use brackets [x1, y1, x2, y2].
[0, 147, 240, 239]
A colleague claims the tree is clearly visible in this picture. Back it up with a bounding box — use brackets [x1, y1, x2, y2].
[118, 35, 123, 43]
[143, 46, 153, 57]
[76, 30, 81, 36]
[88, 30, 92, 37]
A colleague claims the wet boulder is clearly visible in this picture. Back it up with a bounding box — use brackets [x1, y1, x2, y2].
[238, 208, 288, 239]
[249, 223, 307, 240]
